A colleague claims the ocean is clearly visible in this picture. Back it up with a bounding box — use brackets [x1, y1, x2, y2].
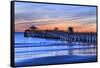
[14, 32, 97, 67]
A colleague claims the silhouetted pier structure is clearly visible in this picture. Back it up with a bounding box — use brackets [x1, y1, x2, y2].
[24, 26, 97, 45]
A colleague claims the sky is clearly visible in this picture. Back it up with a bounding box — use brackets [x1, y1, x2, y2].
[15, 2, 97, 32]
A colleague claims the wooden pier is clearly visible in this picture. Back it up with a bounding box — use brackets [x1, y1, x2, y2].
[24, 29, 97, 45]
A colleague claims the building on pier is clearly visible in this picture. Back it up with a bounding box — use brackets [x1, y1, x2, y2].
[67, 27, 74, 33]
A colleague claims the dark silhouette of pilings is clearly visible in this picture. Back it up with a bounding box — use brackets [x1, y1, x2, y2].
[24, 26, 97, 45]
[24, 30, 96, 44]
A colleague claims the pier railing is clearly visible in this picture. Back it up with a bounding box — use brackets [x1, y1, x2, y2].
[24, 30, 97, 44]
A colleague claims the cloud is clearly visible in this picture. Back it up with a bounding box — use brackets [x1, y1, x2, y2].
[15, 2, 96, 32]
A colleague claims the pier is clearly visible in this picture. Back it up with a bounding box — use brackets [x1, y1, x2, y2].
[24, 26, 97, 44]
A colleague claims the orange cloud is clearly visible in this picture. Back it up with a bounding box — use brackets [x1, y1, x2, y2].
[15, 17, 96, 32]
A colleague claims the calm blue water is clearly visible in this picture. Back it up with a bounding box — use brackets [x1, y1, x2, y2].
[14, 32, 97, 67]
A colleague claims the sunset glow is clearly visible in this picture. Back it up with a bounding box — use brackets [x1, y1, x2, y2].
[15, 2, 97, 32]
